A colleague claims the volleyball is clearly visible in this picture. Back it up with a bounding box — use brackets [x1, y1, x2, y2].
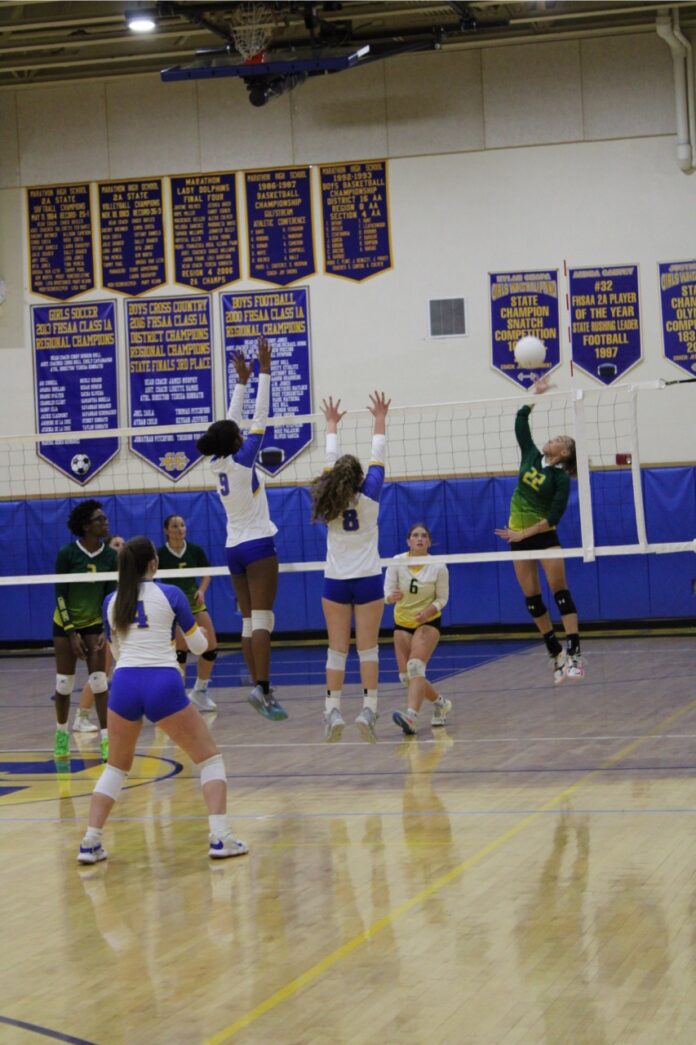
[514, 336, 546, 368]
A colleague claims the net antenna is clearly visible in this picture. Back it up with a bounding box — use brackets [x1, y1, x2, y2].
[229, 2, 275, 63]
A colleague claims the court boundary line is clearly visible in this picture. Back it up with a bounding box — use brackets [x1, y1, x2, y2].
[0, 1014, 98, 1045]
[201, 693, 696, 1044]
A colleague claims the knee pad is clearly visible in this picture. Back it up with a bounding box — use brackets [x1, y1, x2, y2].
[201, 649, 217, 662]
[55, 674, 75, 696]
[407, 658, 426, 680]
[251, 610, 274, 633]
[358, 646, 379, 664]
[94, 764, 127, 801]
[241, 618, 253, 639]
[399, 672, 409, 688]
[88, 671, 108, 695]
[176, 650, 188, 665]
[525, 594, 547, 619]
[197, 753, 227, 786]
[326, 648, 347, 672]
[554, 588, 577, 616]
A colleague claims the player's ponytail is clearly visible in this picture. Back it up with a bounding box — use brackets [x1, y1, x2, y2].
[197, 420, 243, 457]
[310, 454, 364, 522]
[562, 438, 577, 477]
[113, 536, 157, 636]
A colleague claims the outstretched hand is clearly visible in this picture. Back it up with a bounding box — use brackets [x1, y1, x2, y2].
[367, 390, 391, 418]
[494, 526, 526, 543]
[232, 350, 252, 386]
[257, 335, 272, 374]
[321, 396, 346, 426]
[531, 373, 555, 396]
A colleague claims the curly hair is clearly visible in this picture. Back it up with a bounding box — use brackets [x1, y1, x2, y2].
[112, 536, 157, 637]
[196, 420, 243, 458]
[67, 499, 104, 537]
[310, 454, 364, 523]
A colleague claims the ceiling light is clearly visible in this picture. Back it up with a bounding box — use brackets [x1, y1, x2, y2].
[126, 10, 157, 33]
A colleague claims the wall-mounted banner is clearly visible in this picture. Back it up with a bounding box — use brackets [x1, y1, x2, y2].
[319, 160, 392, 281]
[126, 296, 213, 481]
[568, 265, 641, 384]
[99, 179, 166, 295]
[658, 260, 696, 378]
[32, 301, 118, 484]
[244, 167, 315, 286]
[220, 288, 312, 475]
[27, 184, 94, 300]
[489, 270, 560, 387]
[171, 172, 240, 291]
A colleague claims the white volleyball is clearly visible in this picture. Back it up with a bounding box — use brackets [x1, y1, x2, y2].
[514, 336, 546, 368]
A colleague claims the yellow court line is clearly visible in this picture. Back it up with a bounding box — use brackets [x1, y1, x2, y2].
[202, 695, 696, 1044]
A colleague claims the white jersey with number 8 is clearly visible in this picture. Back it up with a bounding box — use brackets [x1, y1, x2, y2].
[324, 432, 386, 580]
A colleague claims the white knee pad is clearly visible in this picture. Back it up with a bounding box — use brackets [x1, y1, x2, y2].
[358, 646, 379, 664]
[241, 617, 253, 639]
[198, 753, 227, 786]
[55, 674, 75, 696]
[399, 672, 409, 688]
[326, 648, 348, 672]
[251, 610, 274, 633]
[89, 671, 108, 695]
[94, 764, 127, 801]
[407, 658, 426, 680]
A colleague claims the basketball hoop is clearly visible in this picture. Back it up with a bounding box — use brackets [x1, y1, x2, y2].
[229, 2, 274, 64]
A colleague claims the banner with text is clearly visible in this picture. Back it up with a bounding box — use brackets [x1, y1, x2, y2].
[32, 301, 118, 484]
[220, 288, 312, 475]
[490, 270, 560, 387]
[658, 260, 696, 378]
[320, 160, 392, 280]
[171, 172, 240, 291]
[244, 167, 315, 286]
[28, 184, 94, 300]
[99, 178, 166, 295]
[569, 265, 641, 384]
[126, 296, 213, 481]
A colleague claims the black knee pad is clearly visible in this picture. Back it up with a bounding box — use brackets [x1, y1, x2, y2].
[201, 649, 217, 662]
[525, 594, 547, 619]
[554, 588, 577, 616]
[176, 650, 188, 665]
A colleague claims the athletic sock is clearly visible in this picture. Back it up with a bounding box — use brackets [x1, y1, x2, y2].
[209, 814, 228, 838]
[566, 633, 581, 656]
[407, 708, 419, 719]
[84, 826, 102, 843]
[543, 630, 563, 657]
[325, 692, 342, 713]
[193, 679, 208, 693]
[258, 681, 270, 696]
[363, 689, 378, 713]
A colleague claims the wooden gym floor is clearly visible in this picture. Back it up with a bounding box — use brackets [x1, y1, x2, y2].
[1, 635, 696, 1045]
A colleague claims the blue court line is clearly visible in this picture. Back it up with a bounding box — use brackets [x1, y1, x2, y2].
[0, 1015, 98, 1044]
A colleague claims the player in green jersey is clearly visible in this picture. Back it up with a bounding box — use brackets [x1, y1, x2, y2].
[52, 500, 118, 761]
[158, 515, 219, 712]
[495, 375, 585, 685]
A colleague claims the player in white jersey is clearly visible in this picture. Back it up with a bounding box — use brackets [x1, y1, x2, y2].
[77, 536, 248, 865]
[310, 391, 390, 743]
[196, 336, 287, 722]
[384, 523, 453, 734]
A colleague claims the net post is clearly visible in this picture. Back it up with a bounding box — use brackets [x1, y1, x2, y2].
[629, 385, 648, 549]
[572, 389, 596, 563]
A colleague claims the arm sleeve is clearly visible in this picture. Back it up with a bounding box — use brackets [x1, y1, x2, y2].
[234, 431, 264, 469]
[171, 587, 209, 655]
[54, 547, 74, 631]
[515, 405, 537, 454]
[227, 381, 246, 425]
[360, 433, 386, 501]
[325, 431, 339, 469]
[251, 372, 270, 433]
[384, 564, 399, 601]
[546, 471, 571, 527]
[433, 567, 450, 611]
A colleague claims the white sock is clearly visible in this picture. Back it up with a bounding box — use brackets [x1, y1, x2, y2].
[209, 814, 228, 838]
[56, 722, 69, 732]
[100, 728, 108, 741]
[434, 694, 445, 707]
[77, 709, 91, 719]
[325, 692, 342, 713]
[407, 708, 418, 718]
[84, 826, 102, 843]
[194, 679, 208, 693]
[363, 690, 378, 713]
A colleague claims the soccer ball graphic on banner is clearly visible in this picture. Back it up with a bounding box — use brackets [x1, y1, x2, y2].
[514, 336, 547, 369]
[70, 453, 91, 477]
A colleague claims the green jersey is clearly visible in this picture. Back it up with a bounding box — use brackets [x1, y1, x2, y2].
[156, 541, 210, 612]
[53, 541, 118, 631]
[508, 405, 570, 530]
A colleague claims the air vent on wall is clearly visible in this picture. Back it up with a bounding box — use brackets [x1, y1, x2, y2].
[429, 297, 466, 338]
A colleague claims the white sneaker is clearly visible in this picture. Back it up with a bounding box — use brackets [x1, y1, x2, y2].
[431, 697, 452, 727]
[355, 706, 379, 743]
[552, 651, 568, 685]
[189, 688, 218, 712]
[72, 714, 98, 733]
[392, 709, 417, 735]
[208, 833, 249, 859]
[566, 654, 585, 681]
[77, 838, 108, 864]
[323, 707, 345, 743]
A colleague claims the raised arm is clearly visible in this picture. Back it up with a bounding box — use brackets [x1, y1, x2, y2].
[227, 350, 252, 424]
[321, 396, 346, 467]
[251, 336, 272, 433]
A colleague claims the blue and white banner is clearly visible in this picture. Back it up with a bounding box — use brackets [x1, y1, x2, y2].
[569, 265, 641, 384]
[126, 296, 213, 481]
[99, 178, 166, 295]
[171, 172, 240, 291]
[27, 184, 94, 300]
[220, 288, 312, 475]
[32, 301, 118, 484]
[320, 160, 392, 281]
[245, 167, 315, 286]
[658, 260, 696, 378]
[489, 270, 560, 387]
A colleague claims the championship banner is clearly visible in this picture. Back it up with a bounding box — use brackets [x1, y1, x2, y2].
[27, 184, 94, 300]
[489, 270, 560, 386]
[658, 260, 696, 378]
[171, 172, 240, 291]
[32, 301, 118, 484]
[244, 167, 315, 286]
[126, 296, 213, 481]
[568, 265, 641, 384]
[220, 288, 312, 475]
[320, 160, 392, 281]
[99, 178, 166, 295]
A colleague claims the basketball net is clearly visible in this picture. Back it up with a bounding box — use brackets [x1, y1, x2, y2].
[229, 2, 273, 64]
